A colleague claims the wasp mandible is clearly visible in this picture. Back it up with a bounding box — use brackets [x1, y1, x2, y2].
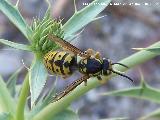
[44, 34, 134, 101]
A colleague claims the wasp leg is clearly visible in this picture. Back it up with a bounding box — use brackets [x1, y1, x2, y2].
[94, 52, 101, 59]
[84, 80, 87, 86]
[97, 76, 107, 84]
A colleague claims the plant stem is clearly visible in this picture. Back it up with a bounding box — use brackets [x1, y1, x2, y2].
[15, 73, 30, 120]
[32, 41, 160, 120]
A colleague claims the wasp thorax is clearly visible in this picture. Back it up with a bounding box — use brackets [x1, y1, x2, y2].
[78, 57, 102, 76]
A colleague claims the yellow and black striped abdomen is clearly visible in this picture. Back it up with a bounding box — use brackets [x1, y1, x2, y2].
[43, 51, 76, 76]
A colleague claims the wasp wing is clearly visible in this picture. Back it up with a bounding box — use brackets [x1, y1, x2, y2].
[52, 75, 90, 102]
[48, 34, 86, 57]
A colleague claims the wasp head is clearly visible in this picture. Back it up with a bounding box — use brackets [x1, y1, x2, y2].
[102, 58, 112, 75]
[102, 58, 134, 82]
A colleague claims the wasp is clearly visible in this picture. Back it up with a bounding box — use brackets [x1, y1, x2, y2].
[44, 34, 134, 101]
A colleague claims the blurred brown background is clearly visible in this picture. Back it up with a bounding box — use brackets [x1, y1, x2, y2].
[0, 0, 160, 120]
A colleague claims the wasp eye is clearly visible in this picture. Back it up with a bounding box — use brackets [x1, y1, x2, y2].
[84, 51, 87, 54]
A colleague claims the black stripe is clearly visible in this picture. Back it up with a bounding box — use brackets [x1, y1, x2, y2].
[60, 53, 70, 75]
[69, 56, 77, 74]
[49, 52, 59, 73]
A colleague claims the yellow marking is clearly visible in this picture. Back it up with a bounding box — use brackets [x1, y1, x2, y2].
[54, 52, 66, 75]
[63, 67, 70, 75]
[92, 71, 101, 76]
[96, 58, 102, 64]
[79, 67, 84, 73]
[65, 54, 73, 63]
[53, 64, 62, 75]
[82, 67, 87, 73]
[95, 52, 101, 59]
[54, 52, 66, 61]
[63, 54, 74, 75]
[53, 52, 68, 75]
[83, 59, 87, 64]
[44, 51, 59, 74]
[44, 51, 57, 61]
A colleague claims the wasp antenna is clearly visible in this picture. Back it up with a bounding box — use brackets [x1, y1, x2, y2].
[112, 63, 129, 68]
[111, 70, 134, 83]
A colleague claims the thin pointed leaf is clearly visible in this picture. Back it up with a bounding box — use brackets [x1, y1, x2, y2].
[101, 82, 160, 104]
[34, 77, 57, 106]
[0, 76, 15, 113]
[144, 48, 160, 54]
[0, 0, 32, 39]
[93, 15, 107, 21]
[29, 78, 57, 119]
[43, 77, 57, 103]
[63, 0, 111, 38]
[15, 84, 21, 100]
[0, 39, 31, 51]
[6, 67, 22, 97]
[29, 55, 48, 108]
[132, 47, 160, 54]
[139, 108, 160, 120]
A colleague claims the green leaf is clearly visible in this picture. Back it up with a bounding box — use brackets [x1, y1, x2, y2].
[0, 113, 12, 120]
[29, 79, 57, 119]
[63, 0, 111, 39]
[0, 0, 32, 39]
[15, 84, 21, 100]
[101, 81, 160, 104]
[132, 47, 160, 54]
[0, 76, 15, 114]
[139, 108, 160, 120]
[6, 67, 22, 97]
[42, 78, 57, 104]
[29, 54, 48, 107]
[0, 39, 31, 51]
[52, 109, 79, 120]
